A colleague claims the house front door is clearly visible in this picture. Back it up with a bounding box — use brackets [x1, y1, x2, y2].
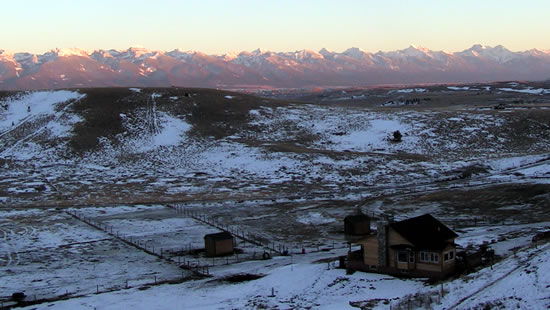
[396, 249, 415, 270]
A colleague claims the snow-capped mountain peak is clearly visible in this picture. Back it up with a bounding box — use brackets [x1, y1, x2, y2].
[166, 49, 196, 61]
[293, 49, 324, 61]
[251, 48, 270, 56]
[400, 45, 432, 57]
[123, 47, 159, 61]
[458, 44, 517, 63]
[54, 48, 89, 57]
[318, 48, 333, 57]
[342, 47, 368, 59]
[0, 49, 14, 61]
[470, 44, 487, 52]
[220, 51, 239, 61]
[1, 45, 549, 90]
[14, 52, 38, 64]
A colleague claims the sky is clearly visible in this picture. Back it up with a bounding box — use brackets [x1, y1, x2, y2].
[2, 0, 550, 54]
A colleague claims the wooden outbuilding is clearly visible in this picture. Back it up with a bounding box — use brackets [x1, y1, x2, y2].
[348, 214, 458, 279]
[204, 231, 234, 257]
[344, 214, 371, 236]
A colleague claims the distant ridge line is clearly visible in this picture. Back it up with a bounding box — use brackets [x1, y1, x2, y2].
[1, 45, 549, 90]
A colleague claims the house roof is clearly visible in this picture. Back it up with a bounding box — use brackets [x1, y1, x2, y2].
[344, 214, 370, 224]
[390, 214, 458, 251]
[204, 231, 233, 241]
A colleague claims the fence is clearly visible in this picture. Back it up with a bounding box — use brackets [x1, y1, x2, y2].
[66, 207, 332, 275]
[168, 204, 291, 255]
[356, 154, 550, 210]
[65, 210, 210, 276]
[0, 271, 197, 309]
[168, 204, 350, 256]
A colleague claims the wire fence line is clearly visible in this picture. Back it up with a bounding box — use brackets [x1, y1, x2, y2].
[0, 272, 198, 309]
[168, 204, 351, 255]
[168, 204, 291, 255]
[64, 210, 211, 276]
[64, 208, 342, 275]
[356, 156, 550, 210]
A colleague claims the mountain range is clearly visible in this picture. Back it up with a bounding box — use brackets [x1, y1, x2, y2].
[1, 45, 549, 90]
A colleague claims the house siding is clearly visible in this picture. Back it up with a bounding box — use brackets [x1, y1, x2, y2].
[359, 229, 456, 278]
[388, 228, 413, 246]
[349, 215, 458, 279]
[416, 262, 442, 273]
[215, 239, 233, 256]
[204, 235, 234, 257]
[441, 244, 456, 273]
[358, 235, 378, 266]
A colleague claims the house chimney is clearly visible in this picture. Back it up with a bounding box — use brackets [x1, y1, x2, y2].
[377, 220, 389, 268]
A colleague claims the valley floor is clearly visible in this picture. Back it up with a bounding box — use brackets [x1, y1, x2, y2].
[1, 84, 550, 308]
[2, 204, 549, 309]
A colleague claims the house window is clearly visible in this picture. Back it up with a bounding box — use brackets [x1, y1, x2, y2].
[420, 251, 439, 263]
[397, 250, 409, 263]
[444, 250, 455, 261]
[409, 252, 415, 263]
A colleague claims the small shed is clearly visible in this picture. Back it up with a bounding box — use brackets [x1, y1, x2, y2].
[204, 231, 234, 257]
[344, 214, 371, 236]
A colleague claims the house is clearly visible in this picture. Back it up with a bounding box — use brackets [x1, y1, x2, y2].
[344, 214, 371, 236]
[348, 214, 458, 279]
[204, 231, 234, 257]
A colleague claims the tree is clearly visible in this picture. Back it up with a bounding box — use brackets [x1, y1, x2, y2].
[392, 130, 402, 142]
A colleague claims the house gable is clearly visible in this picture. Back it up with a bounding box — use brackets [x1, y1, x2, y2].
[389, 214, 457, 251]
[387, 227, 414, 247]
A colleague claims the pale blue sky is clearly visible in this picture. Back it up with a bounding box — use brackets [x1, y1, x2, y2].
[3, 0, 549, 54]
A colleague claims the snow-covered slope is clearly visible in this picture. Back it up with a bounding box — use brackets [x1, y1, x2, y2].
[2, 86, 550, 208]
[10, 213, 550, 309]
[1, 45, 550, 90]
[2, 87, 550, 309]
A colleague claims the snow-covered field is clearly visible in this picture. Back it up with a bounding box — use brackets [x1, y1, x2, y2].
[4, 205, 548, 309]
[0, 207, 189, 300]
[1, 88, 550, 208]
[2, 87, 550, 308]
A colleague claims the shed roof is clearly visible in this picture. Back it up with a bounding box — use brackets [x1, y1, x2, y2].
[204, 231, 233, 241]
[390, 214, 458, 251]
[344, 214, 370, 224]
